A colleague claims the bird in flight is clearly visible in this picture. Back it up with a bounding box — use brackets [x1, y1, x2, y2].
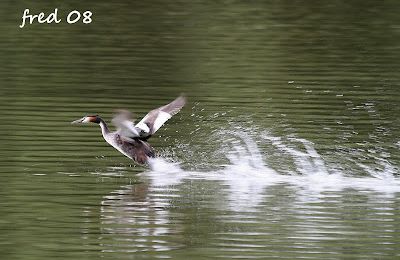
[71, 95, 186, 164]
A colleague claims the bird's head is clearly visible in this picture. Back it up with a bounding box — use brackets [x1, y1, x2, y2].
[71, 115, 101, 124]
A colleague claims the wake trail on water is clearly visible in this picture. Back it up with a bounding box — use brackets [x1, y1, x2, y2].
[145, 128, 400, 196]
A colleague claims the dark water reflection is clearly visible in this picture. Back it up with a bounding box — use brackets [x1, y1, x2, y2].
[1, 1, 400, 259]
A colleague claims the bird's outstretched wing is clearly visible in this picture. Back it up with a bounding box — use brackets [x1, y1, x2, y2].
[135, 95, 186, 136]
[112, 109, 141, 138]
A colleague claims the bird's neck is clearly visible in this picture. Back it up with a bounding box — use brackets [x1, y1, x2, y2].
[98, 118, 110, 137]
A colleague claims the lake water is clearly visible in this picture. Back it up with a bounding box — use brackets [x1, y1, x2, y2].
[1, 1, 400, 259]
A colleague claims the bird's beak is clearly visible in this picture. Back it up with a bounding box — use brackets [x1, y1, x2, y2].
[71, 117, 85, 124]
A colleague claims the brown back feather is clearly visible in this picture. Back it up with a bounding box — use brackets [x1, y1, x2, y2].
[117, 136, 155, 164]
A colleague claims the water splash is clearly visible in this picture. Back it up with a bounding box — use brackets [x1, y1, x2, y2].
[139, 128, 400, 211]
[145, 157, 187, 187]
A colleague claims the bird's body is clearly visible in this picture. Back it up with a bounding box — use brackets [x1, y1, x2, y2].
[98, 118, 155, 164]
[72, 95, 186, 164]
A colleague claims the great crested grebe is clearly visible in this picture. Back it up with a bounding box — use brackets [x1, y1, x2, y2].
[71, 95, 186, 164]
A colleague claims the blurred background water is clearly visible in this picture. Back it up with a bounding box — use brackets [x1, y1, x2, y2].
[0, 1, 400, 259]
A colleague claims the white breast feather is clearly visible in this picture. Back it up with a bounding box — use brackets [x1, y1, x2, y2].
[135, 115, 150, 133]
